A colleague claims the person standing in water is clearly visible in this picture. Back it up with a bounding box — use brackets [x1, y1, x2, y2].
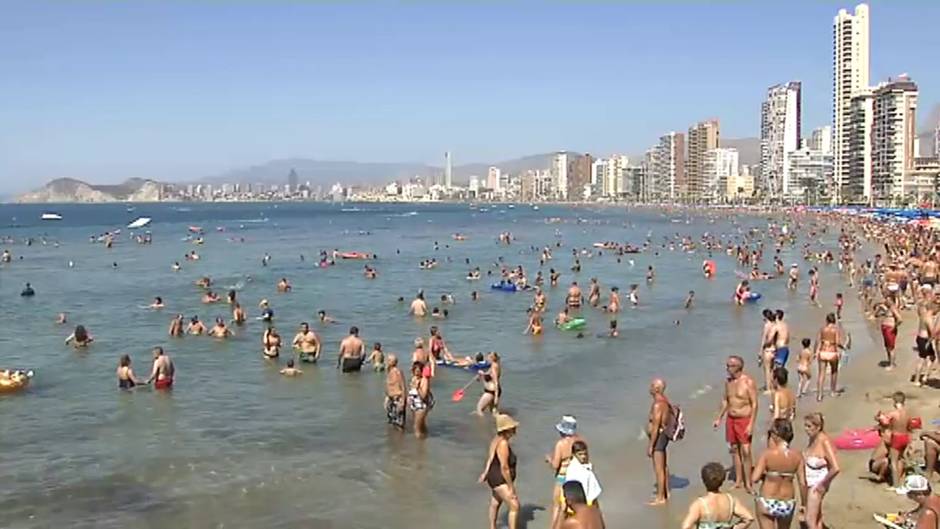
[714, 355, 758, 493]
[337, 326, 365, 372]
[117, 354, 145, 389]
[384, 354, 406, 430]
[147, 346, 175, 390]
[408, 361, 433, 438]
[292, 322, 320, 363]
[263, 326, 281, 359]
[410, 291, 428, 317]
[566, 282, 583, 309]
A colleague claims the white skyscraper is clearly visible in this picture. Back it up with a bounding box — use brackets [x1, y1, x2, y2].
[833, 4, 870, 203]
[651, 133, 685, 200]
[809, 125, 833, 155]
[552, 152, 570, 200]
[760, 82, 802, 198]
[591, 158, 607, 196]
[846, 88, 874, 202]
[703, 148, 739, 202]
[444, 151, 453, 188]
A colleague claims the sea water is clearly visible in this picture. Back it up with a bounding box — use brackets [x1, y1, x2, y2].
[0, 203, 852, 528]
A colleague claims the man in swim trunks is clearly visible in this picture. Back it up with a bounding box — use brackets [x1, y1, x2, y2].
[884, 391, 912, 489]
[647, 378, 673, 506]
[292, 322, 320, 362]
[337, 326, 365, 372]
[772, 310, 790, 368]
[713, 355, 757, 492]
[147, 346, 175, 390]
[914, 297, 937, 386]
[384, 354, 406, 430]
[566, 282, 583, 309]
[409, 291, 428, 317]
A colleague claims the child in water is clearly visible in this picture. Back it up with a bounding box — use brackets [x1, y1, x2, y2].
[368, 342, 385, 371]
[797, 338, 813, 398]
[280, 359, 302, 377]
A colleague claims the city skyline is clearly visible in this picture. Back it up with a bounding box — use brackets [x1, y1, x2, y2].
[2, 1, 939, 194]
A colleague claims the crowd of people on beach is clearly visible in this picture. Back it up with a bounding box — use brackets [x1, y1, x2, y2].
[13, 207, 940, 528]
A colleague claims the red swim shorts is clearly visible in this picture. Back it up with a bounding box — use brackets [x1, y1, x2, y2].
[154, 378, 174, 390]
[881, 324, 897, 351]
[726, 415, 752, 445]
[890, 432, 910, 452]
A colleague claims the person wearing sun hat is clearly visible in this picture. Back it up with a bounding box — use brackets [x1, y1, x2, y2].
[480, 413, 520, 529]
[546, 415, 584, 528]
[897, 474, 940, 528]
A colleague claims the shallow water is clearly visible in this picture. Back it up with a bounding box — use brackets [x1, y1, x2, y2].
[0, 203, 849, 528]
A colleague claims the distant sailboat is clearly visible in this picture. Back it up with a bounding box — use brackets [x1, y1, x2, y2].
[41, 213, 63, 220]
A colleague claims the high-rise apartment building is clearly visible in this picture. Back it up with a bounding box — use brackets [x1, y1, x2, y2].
[287, 168, 299, 194]
[552, 152, 570, 200]
[833, 4, 870, 203]
[760, 82, 802, 198]
[444, 152, 453, 188]
[652, 132, 686, 201]
[808, 125, 833, 155]
[702, 148, 739, 203]
[871, 76, 918, 204]
[487, 166, 502, 191]
[686, 120, 720, 201]
[604, 155, 629, 198]
[935, 119, 940, 157]
[591, 158, 607, 196]
[845, 88, 874, 202]
[570, 154, 593, 201]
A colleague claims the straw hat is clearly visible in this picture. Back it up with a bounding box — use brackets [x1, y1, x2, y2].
[495, 414, 519, 433]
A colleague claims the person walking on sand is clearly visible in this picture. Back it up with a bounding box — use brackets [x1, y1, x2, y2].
[546, 415, 583, 526]
[480, 414, 520, 529]
[814, 313, 843, 402]
[647, 378, 673, 506]
[801, 412, 840, 529]
[714, 355, 758, 493]
[680, 462, 754, 529]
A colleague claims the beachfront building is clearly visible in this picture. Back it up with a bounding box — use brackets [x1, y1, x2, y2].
[551, 152, 570, 200]
[624, 164, 645, 200]
[934, 119, 940, 157]
[686, 120, 720, 202]
[569, 153, 593, 201]
[787, 139, 834, 205]
[702, 148, 738, 203]
[871, 76, 918, 205]
[845, 88, 874, 203]
[909, 157, 940, 205]
[760, 82, 802, 200]
[487, 166, 501, 192]
[833, 3, 871, 204]
[651, 132, 686, 201]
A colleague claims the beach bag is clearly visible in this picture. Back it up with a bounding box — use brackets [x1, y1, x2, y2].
[663, 403, 686, 442]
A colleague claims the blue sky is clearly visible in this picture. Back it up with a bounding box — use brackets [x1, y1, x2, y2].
[0, 1, 937, 192]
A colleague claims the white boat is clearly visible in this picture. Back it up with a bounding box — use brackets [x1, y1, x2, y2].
[41, 213, 63, 220]
[127, 217, 152, 229]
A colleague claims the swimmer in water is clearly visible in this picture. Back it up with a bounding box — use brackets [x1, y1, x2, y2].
[629, 284, 639, 307]
[56, 312, 68, 325]
[318, 310, 337, 324]
[292, 322, 321, 362]
[172, 262, 181, 271]
[409, 291, 428, 317]
[684, 290, 695, 309]
[263, 326, 281, 359]
[209, 317, 234, 338]
[646, 265, 655, 283]
[431, 307, 448, 319]
[20, 282, 35, 297]
[471, 290, 480, 301]
[187, 316, 207, 335]
[276, 277, 292, 292]
[232, 303, 246, 325]
[168, 314, 185, 337]
[280, 358, 302, 376]
[524, 308, 544, 336]
[65, 325, 94, 348]
[202, 291, 220, 304]
[149, 297, 165, 309]
[368, 342, 386, 371]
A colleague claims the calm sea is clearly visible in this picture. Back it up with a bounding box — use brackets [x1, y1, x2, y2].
[0, 202, 853, 528]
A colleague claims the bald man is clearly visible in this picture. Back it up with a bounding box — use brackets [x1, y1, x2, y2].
[384, 354, 406, 430]
[647, 378, 673, 506]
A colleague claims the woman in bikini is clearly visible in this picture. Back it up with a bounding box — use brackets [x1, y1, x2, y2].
[801, 413, 840, 529]
[751, 419, 805, 529]
[814, 313, 843, 402]
[681, 462, 754, 529]
[262, 326, 281, 359]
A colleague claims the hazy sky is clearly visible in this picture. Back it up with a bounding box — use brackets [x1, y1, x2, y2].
[1, 1, 937, 193]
